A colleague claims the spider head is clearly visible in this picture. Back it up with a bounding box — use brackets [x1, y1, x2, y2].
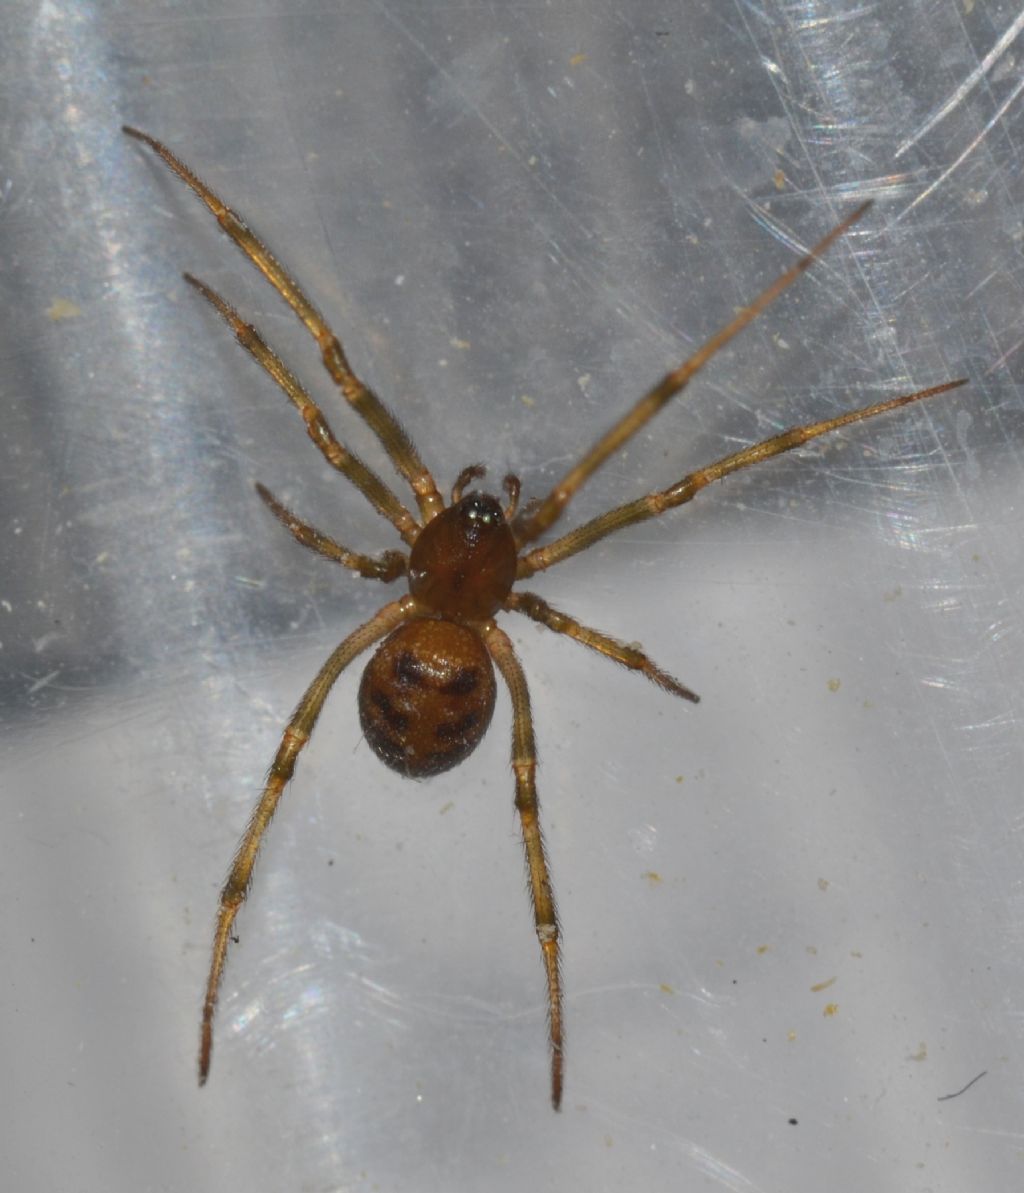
[407, 492, 517, 620]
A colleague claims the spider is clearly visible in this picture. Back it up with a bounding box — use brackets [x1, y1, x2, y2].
[123, 125, 966, 1109]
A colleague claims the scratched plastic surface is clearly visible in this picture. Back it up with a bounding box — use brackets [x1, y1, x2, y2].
[3, 2, 1024, 1190]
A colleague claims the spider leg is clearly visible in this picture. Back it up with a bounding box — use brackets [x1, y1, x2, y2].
[122, 126, 444, 523]
[256, 483, 407, 581]
[513, 202, 872, 547]
[506, 591, 699, 702]
[199, 596, 414, 1085]
[483, 623, 563, 1110]
[185, 273, 420, 545]
[518, 379, 967, 578]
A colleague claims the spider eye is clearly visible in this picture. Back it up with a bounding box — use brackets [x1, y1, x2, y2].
[461, 493, 503, 532]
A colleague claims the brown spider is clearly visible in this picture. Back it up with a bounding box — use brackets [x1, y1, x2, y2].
[123, 125, 966, 1109]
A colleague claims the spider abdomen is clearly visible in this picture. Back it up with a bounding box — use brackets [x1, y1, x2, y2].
[358, 618, 497, 778]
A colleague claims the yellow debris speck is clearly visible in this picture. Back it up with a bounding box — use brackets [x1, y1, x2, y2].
[47, 297, 82, 321]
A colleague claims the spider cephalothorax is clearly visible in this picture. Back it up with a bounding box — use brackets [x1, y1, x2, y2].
[407, 487, 518, 620]
[124, 123, 966, 1109]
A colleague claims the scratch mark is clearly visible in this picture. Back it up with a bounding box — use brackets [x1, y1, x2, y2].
[28, 669, 61, 695]
[984, 330, 1024, 376]
[895, 11, 1024, 159]
[369, 0, 593, 244]
[894, 70, 1024, 223]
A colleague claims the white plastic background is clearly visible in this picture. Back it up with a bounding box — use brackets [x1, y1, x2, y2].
[3, 3, 1023, 1191]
